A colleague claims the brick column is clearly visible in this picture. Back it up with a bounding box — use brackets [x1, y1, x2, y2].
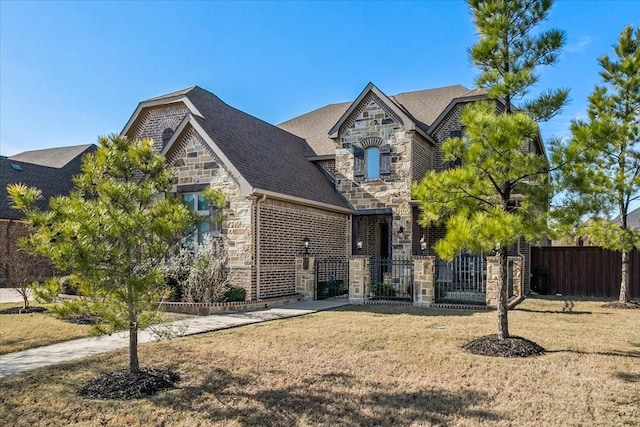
[413, 256, 436, 307]
[295, 256, 316, 300]
[349, 256, 369, 305]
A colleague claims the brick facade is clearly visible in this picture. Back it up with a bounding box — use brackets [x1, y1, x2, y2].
[257, 198, 349, 298]
[128, 104, 190, 151]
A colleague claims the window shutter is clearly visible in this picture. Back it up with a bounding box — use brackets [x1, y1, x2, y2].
[380, 144, 391, 176]
[354, 147, 364, 178]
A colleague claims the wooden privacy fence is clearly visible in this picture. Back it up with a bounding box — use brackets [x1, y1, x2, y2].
[530, 246, 640, 298]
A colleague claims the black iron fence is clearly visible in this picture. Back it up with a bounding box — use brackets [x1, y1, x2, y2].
[435, 252, 487, 305]
[367, 257, 414, 302]
[315, 258, 349, 300]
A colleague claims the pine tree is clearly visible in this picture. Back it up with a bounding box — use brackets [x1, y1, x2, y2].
[8, 135, 224, 372]
[412, 0, 567, 343]
[552, 26, 640, 305]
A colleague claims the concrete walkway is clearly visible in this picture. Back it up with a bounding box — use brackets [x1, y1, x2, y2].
[0, 299, 348, 378]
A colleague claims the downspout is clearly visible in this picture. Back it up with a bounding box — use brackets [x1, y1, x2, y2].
[255, 194, 267, 300]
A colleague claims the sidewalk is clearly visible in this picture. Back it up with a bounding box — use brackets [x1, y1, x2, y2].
[0, 299, 348, 378]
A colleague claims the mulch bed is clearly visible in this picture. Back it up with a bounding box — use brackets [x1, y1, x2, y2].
[78, 368, 180, 400]
[63, 314, 103, 325]
[462, 334, 546, 357]
[0, 306, 48, 315]
[601, 301, 640, 310]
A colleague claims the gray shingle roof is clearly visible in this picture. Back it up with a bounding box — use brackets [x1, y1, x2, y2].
[278, 84, 479, 156]
[1, 145, 96, 220]
[8, 144, 95, 169]
[183, 87, 351, 210]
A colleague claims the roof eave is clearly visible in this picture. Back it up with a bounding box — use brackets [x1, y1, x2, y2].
[121, 95, 204, 137]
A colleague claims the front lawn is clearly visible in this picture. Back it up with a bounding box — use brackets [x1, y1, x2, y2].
[0, 302, 92, 355]
[1, 297, 639, 426]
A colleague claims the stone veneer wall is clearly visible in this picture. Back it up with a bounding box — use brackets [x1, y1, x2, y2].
[127, 103, 190, 151]
[166, 127, 255, 297]
[257, 198, 349, 298]
[335, 97, 418, 258]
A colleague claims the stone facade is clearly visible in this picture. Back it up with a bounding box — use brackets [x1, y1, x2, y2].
[295, 255, 316, 300]
[413, 256, 436, 306]
[335, 98, 419, 258]
[166, 128, 255, 297]
[485, 256, 523, 307]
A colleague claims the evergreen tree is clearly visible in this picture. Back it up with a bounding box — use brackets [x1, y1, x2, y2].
[552, 26, 640, 305]
[412, 0, 567, 342]
[8, 135, 224, 372]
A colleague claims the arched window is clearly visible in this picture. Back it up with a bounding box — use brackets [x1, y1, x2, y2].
[366, 147, 380, 179]
[162, 128, 174, 147]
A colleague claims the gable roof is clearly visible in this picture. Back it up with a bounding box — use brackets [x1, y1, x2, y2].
[132, 86, 351, 211]
[615, 206, 640, 230]
[1, 145, 96, 220]
[8, 144, 95, 169]
[278, 84, 480, 157]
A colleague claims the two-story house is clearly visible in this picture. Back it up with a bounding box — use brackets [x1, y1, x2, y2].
[121, 83, 544, 302]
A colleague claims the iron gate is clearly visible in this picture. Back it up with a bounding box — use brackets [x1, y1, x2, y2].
[367, 257, 414, 302]
[315, 258, 349, 300]
[435, 252, 487, 305]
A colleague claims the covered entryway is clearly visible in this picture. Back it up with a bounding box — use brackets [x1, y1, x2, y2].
[352, 211, 393, 258]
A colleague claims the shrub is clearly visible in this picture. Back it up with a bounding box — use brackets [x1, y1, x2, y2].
[225, 285, 246, 302]
[373, 283, 396, 298]
[164, 235, 229, 303]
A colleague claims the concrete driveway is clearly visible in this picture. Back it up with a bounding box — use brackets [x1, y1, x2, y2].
[0, 288, 31, 303]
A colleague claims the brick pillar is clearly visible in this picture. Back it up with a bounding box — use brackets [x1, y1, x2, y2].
[349, 256, 369, 305]
[413, 256, 436, 307]
[295, 256, 316, 300]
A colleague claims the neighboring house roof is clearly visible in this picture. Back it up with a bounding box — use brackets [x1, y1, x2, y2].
[278, 84, 485, 157]
[615, 206, 640, 229]
[1, 145, 96, 220]
[126, 86, 351, 211]
[8, 144, 95, 169]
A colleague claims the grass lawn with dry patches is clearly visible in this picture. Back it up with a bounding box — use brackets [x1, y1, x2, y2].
[1, 297, 639, 426]
[0, 302, 92, 355]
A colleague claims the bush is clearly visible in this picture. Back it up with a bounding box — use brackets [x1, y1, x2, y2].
[225, 285, 246, 302]
[164, 236, 229, 303]
[373, 283, 396, 298]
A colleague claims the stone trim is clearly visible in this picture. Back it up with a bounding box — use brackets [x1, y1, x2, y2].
[339, 91, 404, 138]
[160, 294, 305, 316]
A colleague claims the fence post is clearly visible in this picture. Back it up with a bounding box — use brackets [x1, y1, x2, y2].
[510, 256, 523, 298]
[414, 256, 436, 307]
[295, 255, 316, 300]
[349, 256, 369, 304]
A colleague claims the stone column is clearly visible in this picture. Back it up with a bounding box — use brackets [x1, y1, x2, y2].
[295, 256, 316, 300]
[413, 256, 436, 307]
[510, 256, 523, 298]
[349, 256, 369, 304]
[485, 256, 524, 307]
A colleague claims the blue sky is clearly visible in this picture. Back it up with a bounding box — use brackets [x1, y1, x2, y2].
[1, 0, 638, 159]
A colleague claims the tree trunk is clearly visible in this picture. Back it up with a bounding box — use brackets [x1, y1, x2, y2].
[127, 279, 139, 373]
[619, 249, 630, 303]
[129, 322, 139, 373]
[497, 246, 510, 339]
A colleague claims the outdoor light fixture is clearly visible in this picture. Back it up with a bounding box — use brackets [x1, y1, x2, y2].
[303, 237, 310, 255]
[398, 222, 405, 237]
[356, 239, 363, 254]
[420, 236, 427, 253]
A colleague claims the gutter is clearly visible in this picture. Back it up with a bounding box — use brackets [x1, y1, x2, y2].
[251, 188, 353, 214]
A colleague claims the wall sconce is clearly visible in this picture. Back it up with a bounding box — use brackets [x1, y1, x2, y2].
[397, 221, 405, 238]
[303, 237, 310, 255]
[420, 236, 427, 253]
[356, 239, 363, 254]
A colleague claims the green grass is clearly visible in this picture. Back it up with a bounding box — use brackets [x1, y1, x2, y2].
[0, 297, 639, 426]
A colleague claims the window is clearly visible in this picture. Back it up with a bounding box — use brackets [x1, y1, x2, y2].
[354, 138, 391, 180]
[181, 192, 221, 245]
[366, 147, 380, 178]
